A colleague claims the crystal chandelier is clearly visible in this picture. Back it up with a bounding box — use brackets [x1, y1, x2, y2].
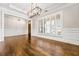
[27, 3, 42, 18]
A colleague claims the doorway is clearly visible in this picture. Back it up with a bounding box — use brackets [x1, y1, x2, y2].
[28, 20, 31, 43]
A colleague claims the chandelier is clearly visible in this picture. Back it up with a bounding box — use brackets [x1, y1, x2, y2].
[27, 3, 42, 18]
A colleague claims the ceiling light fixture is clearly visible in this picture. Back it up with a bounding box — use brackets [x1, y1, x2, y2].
[27, 3, 42, 18]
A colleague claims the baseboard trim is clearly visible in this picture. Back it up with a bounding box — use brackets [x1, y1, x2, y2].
[4, 34, 27, 37]
[32, 34, 79, 46]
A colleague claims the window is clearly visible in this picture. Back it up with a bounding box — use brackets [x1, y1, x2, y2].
[45, 19, 51, 34]
[50, 16, 55, 34]
[38, 11, 63, 36]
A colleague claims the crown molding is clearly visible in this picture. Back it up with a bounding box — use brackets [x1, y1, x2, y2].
[39, 3, 75, 18]
[9, 4, 27, 15]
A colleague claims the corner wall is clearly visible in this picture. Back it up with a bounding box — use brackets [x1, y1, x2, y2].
[4, 15, 28, 37]
[31, 4, 79, 45]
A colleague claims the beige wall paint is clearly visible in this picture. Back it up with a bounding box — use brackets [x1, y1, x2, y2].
[63, 4, 79, 28]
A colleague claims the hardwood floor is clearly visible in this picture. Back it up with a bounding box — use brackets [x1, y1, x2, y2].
[0, 41, 5, 55]
[0, 35, 79, 56]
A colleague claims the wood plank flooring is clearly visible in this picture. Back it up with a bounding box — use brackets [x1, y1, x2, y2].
[0, 35, 79, 56]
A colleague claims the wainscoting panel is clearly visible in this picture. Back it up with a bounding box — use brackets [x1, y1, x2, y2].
[63, 28, 79, 40]
[62, 28, 79, 45]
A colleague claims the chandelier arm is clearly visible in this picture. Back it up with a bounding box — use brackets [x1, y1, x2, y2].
[27, 3, 42, 18]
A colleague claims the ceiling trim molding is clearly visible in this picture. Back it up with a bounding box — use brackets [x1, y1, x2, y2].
[1, 7, 28, 19]
[9, 4, 27, 15]
[39, 3, 75, 18]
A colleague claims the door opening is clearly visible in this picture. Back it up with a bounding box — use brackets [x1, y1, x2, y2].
[28, 20, 31, 44]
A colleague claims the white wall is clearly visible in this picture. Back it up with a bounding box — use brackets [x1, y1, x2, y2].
[31, 4, 79, 45]
[4, 14, 28, 37]
[0, 7, 4, 41]
[0, 5, 28, 38]
[0, 8, 2, 41]
[31, 17, 39, 35]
